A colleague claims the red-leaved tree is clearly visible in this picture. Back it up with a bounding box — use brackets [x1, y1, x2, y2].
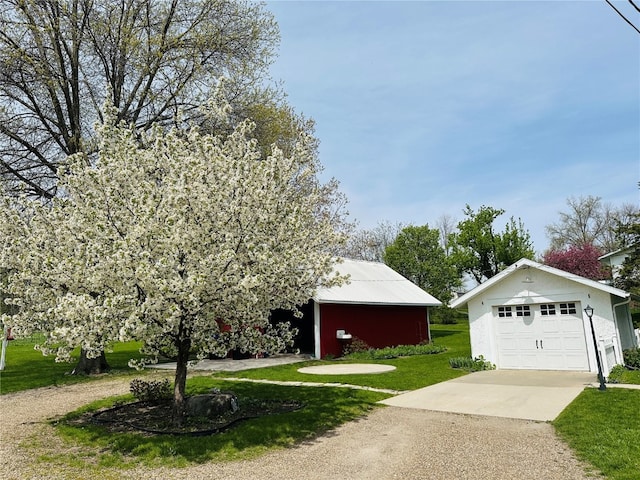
[542, 244, 609, 280]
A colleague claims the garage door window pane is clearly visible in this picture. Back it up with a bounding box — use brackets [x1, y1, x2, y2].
[559, 303, 577, 315]
[515, 305, 531, 317]
[540, 304, 556, 316]
[498, 306, 512, 317]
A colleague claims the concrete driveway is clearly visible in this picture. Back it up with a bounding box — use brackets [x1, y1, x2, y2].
[380, 369, 596, 421]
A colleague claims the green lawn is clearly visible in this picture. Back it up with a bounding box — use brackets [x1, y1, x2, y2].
[211, 322, 472, 391]
[0, 323, 470, 394]
[9, 322, 472, 469]
[53, 380, 387, 469]
[609, 368, 640, 385]
[9, 321, 640, 479]
[554, 388, 640, 480]
[0, 335, 144, 394]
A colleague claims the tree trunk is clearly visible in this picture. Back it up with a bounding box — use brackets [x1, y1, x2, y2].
[172, 337, 191, 426]
[71, 348, 110, 375]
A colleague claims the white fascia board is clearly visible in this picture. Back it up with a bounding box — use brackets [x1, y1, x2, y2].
[313, 299, 441, 307]
[449, 258, 629, 309]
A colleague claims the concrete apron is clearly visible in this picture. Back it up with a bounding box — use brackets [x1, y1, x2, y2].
[379, 370, 597, 422]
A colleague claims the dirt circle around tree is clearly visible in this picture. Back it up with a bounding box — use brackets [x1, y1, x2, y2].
[298, 364, 396, 375]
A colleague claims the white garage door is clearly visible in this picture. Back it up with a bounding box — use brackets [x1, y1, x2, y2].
[495, 302, 589, 371]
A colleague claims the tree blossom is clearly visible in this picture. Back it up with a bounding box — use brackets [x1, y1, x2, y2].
[542, 243, 608, 280]
[0, 103, 348, 423]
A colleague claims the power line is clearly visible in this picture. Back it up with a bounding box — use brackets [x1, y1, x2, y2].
[605, 0, 640, 34]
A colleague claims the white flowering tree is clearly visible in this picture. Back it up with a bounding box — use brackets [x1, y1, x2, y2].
[0, 104, 347, 423]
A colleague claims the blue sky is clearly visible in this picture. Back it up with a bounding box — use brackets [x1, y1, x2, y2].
[266, 0, 639, 253]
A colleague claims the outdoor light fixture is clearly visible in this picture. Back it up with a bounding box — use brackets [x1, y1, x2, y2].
[584, 305, 606, 391]
[584, 304, 593, 318]
[521, 265, 534, 284]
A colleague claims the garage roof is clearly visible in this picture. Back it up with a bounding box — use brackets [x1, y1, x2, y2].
[314, 258, 442, 307]
[450, 257, 630, 308]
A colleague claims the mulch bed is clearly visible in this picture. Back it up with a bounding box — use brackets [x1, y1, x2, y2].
[79, 398, 303, 436]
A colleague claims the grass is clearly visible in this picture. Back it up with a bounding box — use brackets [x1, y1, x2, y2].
[210, 323, 472, 391]
[608, 365, 640, 385]
[31, 322, 470, 469]
[554, 388, 640, 480]
[7, 320, 640, 477]
[1, 322, 470, 395]
[52, 379, 387, 468]
[616, 369, 640, 384]
[0, 335, 145, 394]
[8, 319, 640, 480]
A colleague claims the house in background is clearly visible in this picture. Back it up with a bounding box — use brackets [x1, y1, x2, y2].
[272, 258, 441, 359]
[450, 258, 637, 376]
[599, 246, 633, 283]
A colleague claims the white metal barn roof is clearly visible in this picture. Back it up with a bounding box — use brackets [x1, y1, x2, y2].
[314, 258, 442, 307]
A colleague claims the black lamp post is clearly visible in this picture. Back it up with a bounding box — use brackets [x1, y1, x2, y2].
[584, 305, 606, 391]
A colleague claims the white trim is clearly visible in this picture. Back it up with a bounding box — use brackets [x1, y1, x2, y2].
[0, 337, 7, 371]
[314, 299, 438, 307]
[313, 301, 321, 359]
[450, 258, 629, 309]
[598, 246, 633, 261]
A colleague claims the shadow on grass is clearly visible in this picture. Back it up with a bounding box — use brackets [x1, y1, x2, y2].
[430, 328, 461, 339]
[55, 380, 387, 467]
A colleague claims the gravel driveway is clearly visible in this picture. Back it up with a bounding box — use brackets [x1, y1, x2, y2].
[0, 377, 599, 480]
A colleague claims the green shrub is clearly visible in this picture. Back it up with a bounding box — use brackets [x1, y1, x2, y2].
[449, 355, 495, 371]
[623, 347, 640, 369]
[341, 336, 370, 356]
[430, 306, 458, 325]
[607, 364, 626, 383]
[343, 342, 447, 360]
[129, 378, 172, 403]
[631, 308, 640, 330]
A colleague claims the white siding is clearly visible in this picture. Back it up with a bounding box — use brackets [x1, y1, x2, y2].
[466, 268, 624, 374]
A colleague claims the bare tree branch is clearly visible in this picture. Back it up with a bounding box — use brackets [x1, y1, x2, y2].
[0, 0, 281, 197]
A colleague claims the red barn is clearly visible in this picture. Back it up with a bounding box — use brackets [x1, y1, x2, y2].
[308, 259, 442, 358]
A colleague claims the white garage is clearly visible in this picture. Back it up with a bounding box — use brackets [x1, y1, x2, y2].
[450, 259, 637, 375]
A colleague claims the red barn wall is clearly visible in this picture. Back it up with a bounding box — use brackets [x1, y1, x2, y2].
[319, 303, 430, 358]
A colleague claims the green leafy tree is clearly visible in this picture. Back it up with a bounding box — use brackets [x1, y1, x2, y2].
[384, 225, 461, 304]
[244, 101, 317, 160]
[449, 205, 534, 284]
[614, 213, 640, 296]
[497, 217, 537, 267]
